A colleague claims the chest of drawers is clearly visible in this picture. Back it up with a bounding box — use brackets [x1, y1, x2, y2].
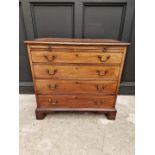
[25, 38, 129, 120]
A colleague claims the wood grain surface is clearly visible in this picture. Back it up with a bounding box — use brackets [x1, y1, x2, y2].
[25, 38, 129, 120]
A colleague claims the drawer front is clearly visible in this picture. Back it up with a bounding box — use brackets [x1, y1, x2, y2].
[36, 79, 117, 94]
[30, 45, 124, 52]
[38, 95, 115, 108]
[31, 51, 123, 64]
[33, 65, 120, 80]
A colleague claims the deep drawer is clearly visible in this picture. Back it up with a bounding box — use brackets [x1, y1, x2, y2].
[31, 51, 123, 64]
[33, 65, 120, 80]
[35, 79, 117, 94]
[38, 95, 116, 109]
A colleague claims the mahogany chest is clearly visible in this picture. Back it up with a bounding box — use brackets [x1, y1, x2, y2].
[25, 38, 129, 120]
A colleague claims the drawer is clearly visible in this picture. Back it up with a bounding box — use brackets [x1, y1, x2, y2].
[31, 51, 123, 64]
[35, 79, 117, 94]
[38, 95, 115, 109]
[30, 44, 124, 52]
[33, 65, 120, 80]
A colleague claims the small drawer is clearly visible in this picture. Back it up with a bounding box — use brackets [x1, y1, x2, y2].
[38, 95, 116, 109]
[31, 51, 123, 64]
[29, 45, 100, 51]
[29, 44, 124, 52]
[33, 65, 120, 80]
[35, 79, 117, 94]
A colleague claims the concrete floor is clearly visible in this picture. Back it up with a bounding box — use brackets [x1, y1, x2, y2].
[19, 95, 135, 155]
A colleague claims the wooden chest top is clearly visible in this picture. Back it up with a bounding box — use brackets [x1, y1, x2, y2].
[25, 38, 129, 45]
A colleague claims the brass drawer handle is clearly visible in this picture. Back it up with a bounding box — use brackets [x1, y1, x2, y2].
[48, 98, 57, 105]
[44, 55, 56, 62]
[47, 69, 57, 75]
[98, 55, 111, 62]
[94, 100, 104, 105]
[48, 84, 57, 90]
[102, 47, 107, 52]
[96, 70, 107, 76]
[97, 84, 104, 91]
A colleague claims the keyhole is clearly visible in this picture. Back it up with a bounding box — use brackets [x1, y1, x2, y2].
[75, 96, 78, 99]
[75, 54, 79, 57]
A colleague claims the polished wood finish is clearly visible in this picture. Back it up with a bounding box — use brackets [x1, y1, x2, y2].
[31, 51, 123, 64]
[35, 79, 117, 94]
[38, 95, 115, 108]
[25, 38, 129, 120]
[33, 65, 120, 80]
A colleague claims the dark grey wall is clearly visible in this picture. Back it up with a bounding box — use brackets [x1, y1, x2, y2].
[19, 0, 135, 94]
